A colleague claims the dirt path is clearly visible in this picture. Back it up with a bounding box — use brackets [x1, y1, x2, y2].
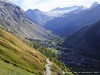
[45, 59, 52, 75]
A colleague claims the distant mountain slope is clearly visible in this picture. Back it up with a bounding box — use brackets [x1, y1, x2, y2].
[44, 3, 100, 37]
[63, 21, 100, 60]
[25, 9, 51, 26]
[0, 1, 52, 40]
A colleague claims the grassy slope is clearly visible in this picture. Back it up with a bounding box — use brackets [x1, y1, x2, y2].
[0, 60, 34, 75]
[0, 27, 46, 75]
[0, 27, 75, 75]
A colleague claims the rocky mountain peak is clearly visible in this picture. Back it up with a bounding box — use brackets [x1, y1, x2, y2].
[91, 2, 99, 8]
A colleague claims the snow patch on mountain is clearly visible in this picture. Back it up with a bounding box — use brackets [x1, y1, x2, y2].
[46, 5, 85, 17]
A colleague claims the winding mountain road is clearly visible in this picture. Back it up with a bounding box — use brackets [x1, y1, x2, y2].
[45, 59, 52, 75]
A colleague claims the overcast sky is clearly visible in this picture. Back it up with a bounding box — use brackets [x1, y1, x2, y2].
[10, 0, 100, 11]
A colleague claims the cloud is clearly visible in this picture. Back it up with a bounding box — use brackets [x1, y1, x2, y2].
[10, 0, 100, 11]
[21, 0, 52, 11]
[9, 0, 22, 5]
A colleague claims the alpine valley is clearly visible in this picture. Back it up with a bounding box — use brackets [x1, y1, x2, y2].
[0, 0, 100, 75]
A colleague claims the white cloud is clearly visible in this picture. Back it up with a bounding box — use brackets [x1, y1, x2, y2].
[10, 0, 100, 11]
[9, 0, 22, 5]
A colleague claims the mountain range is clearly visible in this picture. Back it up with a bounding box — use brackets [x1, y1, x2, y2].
[25, 5, 84, 27]
[44, 2, 100, 37]
[25, 2, 100, 38]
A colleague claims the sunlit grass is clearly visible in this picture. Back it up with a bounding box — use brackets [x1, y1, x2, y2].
[0, 28, 46, 75]
[0, 60, 34, 75]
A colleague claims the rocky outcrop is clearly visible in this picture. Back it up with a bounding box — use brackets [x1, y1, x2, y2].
[0, 1, 52, 40]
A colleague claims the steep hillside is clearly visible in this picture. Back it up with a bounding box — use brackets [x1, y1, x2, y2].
[0, 1, 52, 40]
[0, 27, 46, 75]
[44, 3, 100, 37]
[63, 21, 100, 60]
